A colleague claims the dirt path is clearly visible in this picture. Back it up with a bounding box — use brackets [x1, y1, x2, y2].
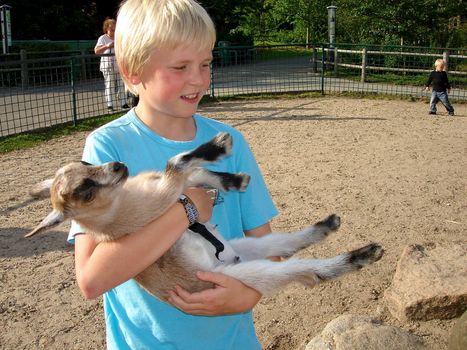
[1, 97, 465, 349]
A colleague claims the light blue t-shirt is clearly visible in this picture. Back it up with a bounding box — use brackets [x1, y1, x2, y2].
[68, 110, 278, 350]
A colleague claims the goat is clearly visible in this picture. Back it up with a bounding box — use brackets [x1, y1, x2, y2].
[26, 132, 383, 301]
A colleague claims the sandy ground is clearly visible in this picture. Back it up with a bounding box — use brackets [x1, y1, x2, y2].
[1, 97, 465, 349]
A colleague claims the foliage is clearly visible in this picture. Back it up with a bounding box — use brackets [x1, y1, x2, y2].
[230, 0, 465, 47]
[6, 0, 464, 48]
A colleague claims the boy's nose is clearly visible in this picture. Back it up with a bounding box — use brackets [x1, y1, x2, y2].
[189, 68, 207, 85]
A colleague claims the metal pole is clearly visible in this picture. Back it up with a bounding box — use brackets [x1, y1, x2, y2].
[70, 58, 77, 126]
[210, 63, 215, 98]
[321, 45, 325, 95]
[0, 5, 12, 54]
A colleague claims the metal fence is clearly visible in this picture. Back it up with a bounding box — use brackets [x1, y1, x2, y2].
[1, 43, 466, 137]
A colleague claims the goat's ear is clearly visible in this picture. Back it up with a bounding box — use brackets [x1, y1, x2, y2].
[25, 210, 65, 237]
[29, 178, 54, 199]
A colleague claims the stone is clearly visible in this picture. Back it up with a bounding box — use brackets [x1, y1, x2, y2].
[448, 310, 467, 350]
[305, 314, 425, 350]
[384, 242, 467, 322]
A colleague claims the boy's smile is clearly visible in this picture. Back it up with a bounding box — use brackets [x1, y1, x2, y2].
[134, 44, 213, 139]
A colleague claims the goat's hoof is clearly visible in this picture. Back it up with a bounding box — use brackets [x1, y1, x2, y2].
[348, 243, 384, 268]
[212, 132, 233, 156]
[317, 214, 341, 232]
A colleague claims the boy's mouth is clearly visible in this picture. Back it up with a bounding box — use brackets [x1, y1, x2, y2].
[181, 93, 199, 101]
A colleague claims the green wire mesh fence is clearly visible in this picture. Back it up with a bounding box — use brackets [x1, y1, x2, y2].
[1, 44, 466, 137]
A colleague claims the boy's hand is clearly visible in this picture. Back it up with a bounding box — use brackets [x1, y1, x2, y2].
[183, 188, 215, 223]
[424, 86, 430, 91]
[167, 271, 262, 316]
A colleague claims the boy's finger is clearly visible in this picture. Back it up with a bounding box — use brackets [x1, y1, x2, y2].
[196, 271, 230, 286]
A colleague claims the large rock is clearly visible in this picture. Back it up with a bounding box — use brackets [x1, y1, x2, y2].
[448, 310, 467, 350]
[384, 242, 467, 322]
[305, 314, 424, 350]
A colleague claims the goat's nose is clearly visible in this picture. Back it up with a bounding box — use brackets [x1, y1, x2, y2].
[112, 162, 125, 172]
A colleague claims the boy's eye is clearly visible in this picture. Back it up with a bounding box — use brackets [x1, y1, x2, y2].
[173, 66, 187, 70]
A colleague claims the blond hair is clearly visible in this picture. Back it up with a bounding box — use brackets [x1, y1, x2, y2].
[434, 58, 445, 71]
[115, 0, 216, 95]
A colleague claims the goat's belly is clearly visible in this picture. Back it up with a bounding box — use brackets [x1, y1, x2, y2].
[134, 253, 212, 302]
[134, 230, 232, 302]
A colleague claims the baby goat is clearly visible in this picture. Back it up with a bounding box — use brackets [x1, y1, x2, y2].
[27, 132, 383, 301]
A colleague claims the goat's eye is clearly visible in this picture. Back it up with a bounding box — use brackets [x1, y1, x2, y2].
[83, 190, 94, 202]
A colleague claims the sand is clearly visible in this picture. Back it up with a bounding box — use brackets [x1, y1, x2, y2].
[1, 97, 465, 349]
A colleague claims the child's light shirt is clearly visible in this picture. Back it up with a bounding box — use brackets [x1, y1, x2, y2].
[68, 110, 278, 350]
[95, 34, 116, 73]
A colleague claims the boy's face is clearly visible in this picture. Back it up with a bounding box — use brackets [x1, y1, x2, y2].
[136, 44, 213, 121]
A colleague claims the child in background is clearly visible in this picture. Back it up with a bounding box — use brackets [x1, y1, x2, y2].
[68, 0, 278, 349]
[425, 58, 455, 116]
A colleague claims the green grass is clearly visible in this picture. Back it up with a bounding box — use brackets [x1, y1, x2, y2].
[0, 112, 123, 154]
[254, 45, 310, 61]
[326, 70, 467, 88]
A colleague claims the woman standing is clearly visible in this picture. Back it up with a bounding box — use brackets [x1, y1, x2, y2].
[95, 18, 128, 111]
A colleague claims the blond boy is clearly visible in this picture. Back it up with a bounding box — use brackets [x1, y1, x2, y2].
[68, 0, 277, 349]
[425, 58, 455, 116]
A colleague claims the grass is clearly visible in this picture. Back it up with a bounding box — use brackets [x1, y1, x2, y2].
[0, 112, 123, 154]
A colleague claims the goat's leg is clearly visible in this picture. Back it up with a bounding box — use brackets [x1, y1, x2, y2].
[214, 243, 384, 296]
[230, 214, 340, 261]
[187, 168, 250, 192]
[167, 133, 232, 172]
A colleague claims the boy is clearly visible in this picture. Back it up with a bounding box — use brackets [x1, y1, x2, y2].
[68, 0, 278, 349]
[425, 58, 455, 116]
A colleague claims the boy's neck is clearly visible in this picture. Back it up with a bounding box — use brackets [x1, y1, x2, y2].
[134, 106, 197, 141]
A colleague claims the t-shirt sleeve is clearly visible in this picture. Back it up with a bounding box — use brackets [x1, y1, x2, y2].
[67, 132, 119, 244]
[233, 133, 278, 231]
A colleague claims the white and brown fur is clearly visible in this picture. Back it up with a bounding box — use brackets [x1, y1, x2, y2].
[27, 132, 384, 302]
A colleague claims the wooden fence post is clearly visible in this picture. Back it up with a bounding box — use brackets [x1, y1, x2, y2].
[20, 49, 28, 88]
[361, 47, 367, 82]
[443, 51, 449, 71]
[334, 48, 338, 74]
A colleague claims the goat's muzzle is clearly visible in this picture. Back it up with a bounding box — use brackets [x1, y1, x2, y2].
[110, 162, 129, 184]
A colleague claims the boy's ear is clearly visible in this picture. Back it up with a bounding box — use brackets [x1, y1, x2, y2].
[120, 64, 141, 85]
[25, 210, 65, 237]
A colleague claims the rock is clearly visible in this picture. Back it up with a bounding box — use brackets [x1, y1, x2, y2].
[448, 310, 467, 350]
[305, 314, 424, 350]
[384, 242, 467, 322]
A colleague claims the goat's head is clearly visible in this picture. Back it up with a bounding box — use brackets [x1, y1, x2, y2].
[26, 161, 129, 237]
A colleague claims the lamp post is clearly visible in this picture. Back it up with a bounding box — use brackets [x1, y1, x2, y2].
[326, 5, 337, 69]
[0, 5, 12, 54]
[327, 5, 337, 47]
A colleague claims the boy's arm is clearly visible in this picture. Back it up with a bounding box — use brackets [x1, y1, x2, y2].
[425, 72, 433, 89]
[167, 223, 273, 316]
[444, 72, 451, 91]
[74, 188, 213, 299]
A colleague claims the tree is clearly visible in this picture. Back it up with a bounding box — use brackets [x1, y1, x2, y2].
[6, 0, 120, 40]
